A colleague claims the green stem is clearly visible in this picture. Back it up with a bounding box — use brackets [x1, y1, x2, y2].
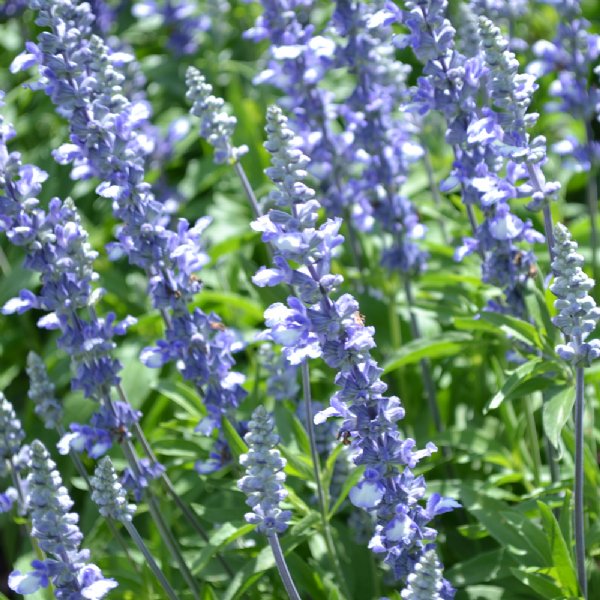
[301, 363, 349, 599]
[233, 161, 262, 218]
[541, 390, 561, 486]
[574, 366, 587, 599]
[524, 398, 542, 487]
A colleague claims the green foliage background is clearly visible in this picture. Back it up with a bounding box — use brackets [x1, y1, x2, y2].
[1, 1, 600, 598]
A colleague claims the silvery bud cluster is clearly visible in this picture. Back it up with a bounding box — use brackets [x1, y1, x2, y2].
[91, 456, 137, 523]
[186, 66, 248, 164]
[551, 223, 600, 366]
[238, 406, 291, 535]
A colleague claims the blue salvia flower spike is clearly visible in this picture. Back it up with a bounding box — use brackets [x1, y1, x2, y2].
[238, 406, 299, 600]
[550, 222, 599, 599]
[186, 67, 248, 165]
[26, 352, 63, 430]
[551, 224, 600, 365]
[401, 547, 446, 599]
[0, 393, 28, 515]
[91, 457, 179, 600]
[8, 440, 117, 598]
[254, 105, 459, 594]
[186, 66, 261, 217]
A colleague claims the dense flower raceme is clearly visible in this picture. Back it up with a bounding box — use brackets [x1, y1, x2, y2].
[253, 105, 458, 590]
[246, 0, 347, 203]
[13, 0, 247, 445]
[0, 393, 28, 515]
[400, 547, 446, 599]
[186, 67, 248, 165]
[528, 0, 600, 172]
[469, 0, 530, 51]
[238, 406, 291, 535]
[91, 456, 137, 523]
[398, 0, 545, 317]
[329, 0, 428, 275]
[0, 101, 165, 497]
[247, 0, 428, 276]
[133, 0, 213, 56]
[8, 440, 117, 599]
[26, 352, 64, 430]
[0, 106, 132, 431]
[550, 223, 600, 366]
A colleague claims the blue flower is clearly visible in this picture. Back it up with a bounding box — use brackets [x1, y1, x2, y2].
[255, 104, 458, 586]
[238, 406, 291, 535]
[550, 223, 600, 366]
[8, 440, 117, 598]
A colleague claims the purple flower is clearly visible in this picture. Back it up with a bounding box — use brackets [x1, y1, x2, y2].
[8, 441, 117, 598]
[550, 223, 600, 366]
[254, 105, 457, 589]
[238, 406, 291, 535]
[91, 457, 136, 523]
[122, 458, 165, 502]
[15, 0, 247, 432]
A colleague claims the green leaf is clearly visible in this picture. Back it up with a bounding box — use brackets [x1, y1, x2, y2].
[446, 548, 517, 586]
[479, 312, 545, 349]
[558, 490, 573, 552]
[191, 523, 255, 575]
[154, 381, 204, 418]
[536, 501, 578, 596]
[383, 332, 473, 373]
[222, 417, 248, 460]
[485, 359, 557, 412]
[542, 386, 575, 449]
[510, 568, 565, 599]
[460, 487, 549, 566]
[116, 342, 159, 409]
[322, 444, 345, 496]
[280, 445, 315, 481]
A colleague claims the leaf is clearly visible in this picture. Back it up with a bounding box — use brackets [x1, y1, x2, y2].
[542, 386, 575, 449]
[510, 568, 565, 599]
[280, 445, 315, 481]
[558, 490, 573, 552]
[479, 312, 544, 349]
[116, 342, 159, 408]
[383, 332, 473, 373]
[191, 523, 255, 575]
[536, 501, 578, 596]
[446, 548, 517, 586]
[197, 290, 265, 324]
[460, 487, 549, 566]
[485, 359, 557, 412]
[222, 417, 248, 460]
[154, 381, 204, 418]
[322, 444, 345, 496]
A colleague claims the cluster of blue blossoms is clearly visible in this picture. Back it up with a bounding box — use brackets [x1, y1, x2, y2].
[253, 104, 459, 591]
[9, 440, 117, 598]
[1, 0, 598, 598]
[11, 0, 247, 468]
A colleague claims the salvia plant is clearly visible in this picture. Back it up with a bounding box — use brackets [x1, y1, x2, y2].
[1, 1, 600, 599]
